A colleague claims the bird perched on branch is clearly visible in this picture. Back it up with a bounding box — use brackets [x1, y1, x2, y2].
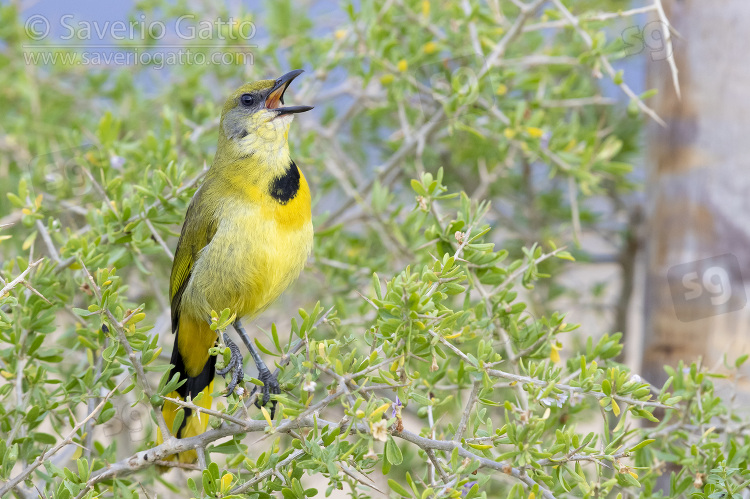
[158, 70, 314, 463]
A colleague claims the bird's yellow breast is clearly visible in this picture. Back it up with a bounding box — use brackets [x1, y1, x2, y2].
[180, 173, 313, 323]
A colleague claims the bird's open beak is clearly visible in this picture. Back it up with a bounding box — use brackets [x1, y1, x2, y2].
[265, 69, 314, 116]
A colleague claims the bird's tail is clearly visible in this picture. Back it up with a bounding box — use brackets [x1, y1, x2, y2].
[157, 317, 217, 465]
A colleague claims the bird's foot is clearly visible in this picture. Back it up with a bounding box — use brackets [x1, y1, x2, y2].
[251, 366, 280, 418]
[217, 333, 245, 396]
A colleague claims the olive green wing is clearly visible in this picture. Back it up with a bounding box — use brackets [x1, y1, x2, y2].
[169, 194, 217, 334]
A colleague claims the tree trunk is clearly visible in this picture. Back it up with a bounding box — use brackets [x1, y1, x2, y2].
[643, 0, 750, 387]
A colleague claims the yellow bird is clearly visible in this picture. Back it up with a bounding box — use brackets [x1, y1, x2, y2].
[158, 70, 313, 463]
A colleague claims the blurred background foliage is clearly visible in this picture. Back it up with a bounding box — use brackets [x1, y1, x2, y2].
[1, 0, 748, 498]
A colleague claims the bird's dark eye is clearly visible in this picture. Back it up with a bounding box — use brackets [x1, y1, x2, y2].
[240, 93, 255, 107]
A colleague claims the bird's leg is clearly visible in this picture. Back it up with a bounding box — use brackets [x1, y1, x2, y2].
[216, 333, 244, 396]
[233, 318, 280, 417]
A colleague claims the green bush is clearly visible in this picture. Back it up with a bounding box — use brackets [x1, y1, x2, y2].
[1, 1, 748, 498]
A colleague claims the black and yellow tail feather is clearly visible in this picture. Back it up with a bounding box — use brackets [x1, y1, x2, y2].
[158, 317, 217, 464]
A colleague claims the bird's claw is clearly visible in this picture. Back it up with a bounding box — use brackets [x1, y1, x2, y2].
[217, 333, 244, 396]
[251, 367, 280, 418]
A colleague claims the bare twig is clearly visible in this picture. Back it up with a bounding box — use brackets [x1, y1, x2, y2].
[453, 381, 481, 443]
[654, 0, 681, 99]
[35, 219, 60, 263]
[143, 217, 174, 260]
[0, 258, 44, 298]
[523, 5, 658, 31]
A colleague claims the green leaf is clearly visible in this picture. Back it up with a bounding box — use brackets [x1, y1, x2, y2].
[272, 323, 281, 353]
[72, 308, 96, 317]
[172, 409, 185, 436]
[388, 479, 412, 497]
[735, 354, 749, 368]
[411, 179, 426, 196]
[34, 432, 57, 445]
[254, 338, 277, 356]
[385, 437, 403, 466]
[628, 439, 655, 452]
